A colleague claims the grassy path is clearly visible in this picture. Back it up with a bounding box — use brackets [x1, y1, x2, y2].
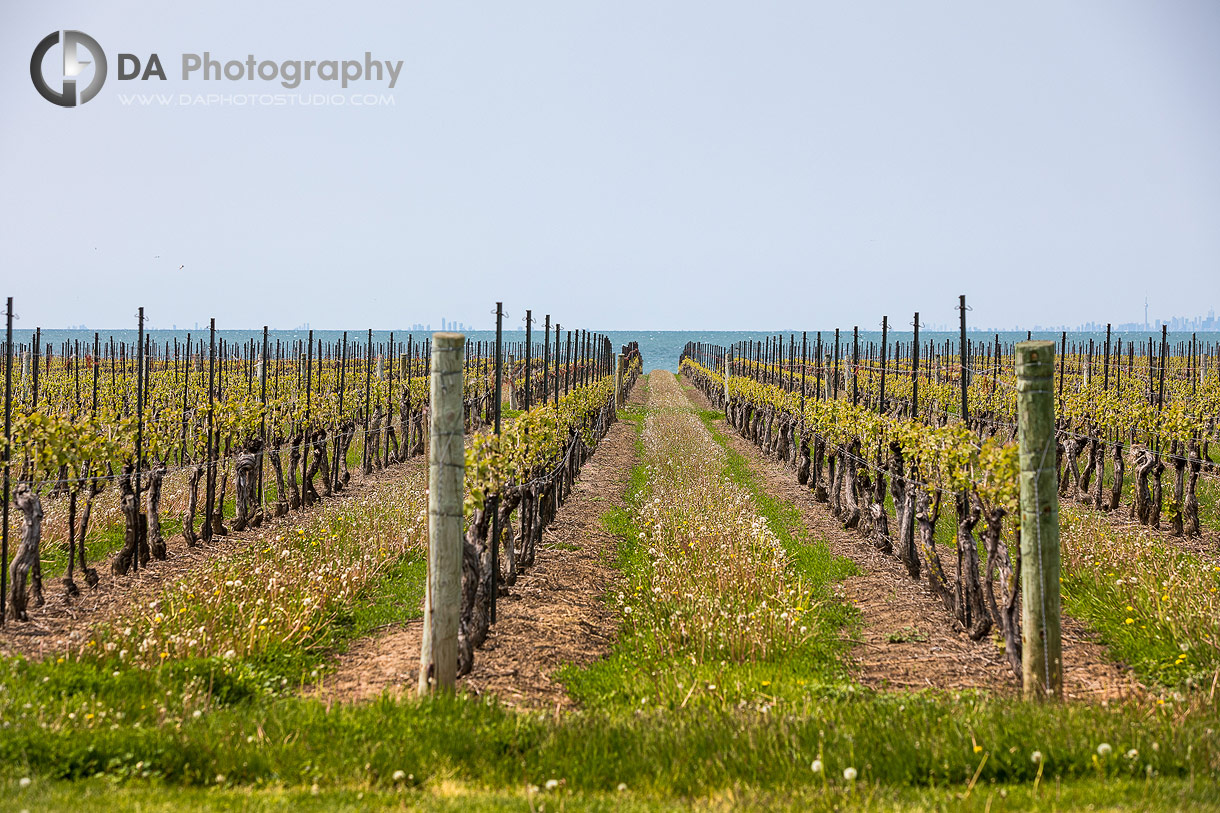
[563, 368, 857, 710]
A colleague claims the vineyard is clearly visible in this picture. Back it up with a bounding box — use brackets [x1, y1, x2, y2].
[680, 315, 1220, 688]
[2, 298, 1220, 811]
[0, 303, 639, 674]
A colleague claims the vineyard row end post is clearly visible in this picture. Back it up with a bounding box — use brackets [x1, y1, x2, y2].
[614, 353, 624, 411]
[724, 348, 731, 406]
[418, 332, 465, 693]
[1016, 340, 1063, 700]
[490, 302, 503, 625]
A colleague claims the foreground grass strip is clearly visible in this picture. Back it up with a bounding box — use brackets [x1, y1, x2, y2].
[8, 775, 1220, 812]
[0, 690, 1217, 795]
[1059, 505, 1220, 689]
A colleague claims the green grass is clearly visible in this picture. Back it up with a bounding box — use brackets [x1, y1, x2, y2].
[307, 552, 428, 674]
[40, 498, 234, 581]
[8, 775, 1220, 812]
[39, 517, 160, 581]
[1194, 471, 1220, 533]
[696, 406, 859, 640]
[2, 679, 1217, 799]
[887, 626, 929, 644]
[224, 547, 428, 690]
[594, 399, 649, 585]
[1057, 506, 1220, 689]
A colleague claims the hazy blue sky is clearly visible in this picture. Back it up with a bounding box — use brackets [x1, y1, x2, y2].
[2, 1, 1217, 331]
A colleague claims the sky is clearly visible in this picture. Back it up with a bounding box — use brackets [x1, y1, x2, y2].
[1, 1, 1218, 332]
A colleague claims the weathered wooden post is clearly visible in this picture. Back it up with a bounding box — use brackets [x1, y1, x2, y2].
[258, 327, 268, 505]
[1016, 340, 1062, 700]
[490, 303, 503, 624]
[959, 295, 968, 421]
[418, 332, 465, 693]
[717, 346, 727, 402]
[133, 307, 144, 573]
[202, 319, 216, 543]
[524, 310, 532, 410]
[614, 353, 625, 411]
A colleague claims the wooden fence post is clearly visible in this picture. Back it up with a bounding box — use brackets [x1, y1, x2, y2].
[724, 349, 731, 406]
[1016, 340, 1063, 700]
[614, 353, 624, 411]
[490, 303, 503, 625]
[418, 332, 465, 693]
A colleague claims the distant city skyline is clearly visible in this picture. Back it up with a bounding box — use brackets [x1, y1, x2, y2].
[919, 306, 1220, 335]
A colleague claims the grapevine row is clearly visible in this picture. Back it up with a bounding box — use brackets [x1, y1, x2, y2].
[0, 298, 630, 631]
[680, 355, 1024, 680]
[681, 313, 1220, 683]
[686, 319, 1220, 540]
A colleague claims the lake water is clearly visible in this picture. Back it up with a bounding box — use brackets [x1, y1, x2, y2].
[18, 328, 1210, 373]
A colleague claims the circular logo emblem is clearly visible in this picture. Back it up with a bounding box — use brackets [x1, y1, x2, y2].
[31, 30, 107, 107]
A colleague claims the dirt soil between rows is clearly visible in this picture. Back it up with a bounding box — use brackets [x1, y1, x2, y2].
[679, 377, 1142, 702]
[316, 381, 645, 709]
[0, 458, 425, 661]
